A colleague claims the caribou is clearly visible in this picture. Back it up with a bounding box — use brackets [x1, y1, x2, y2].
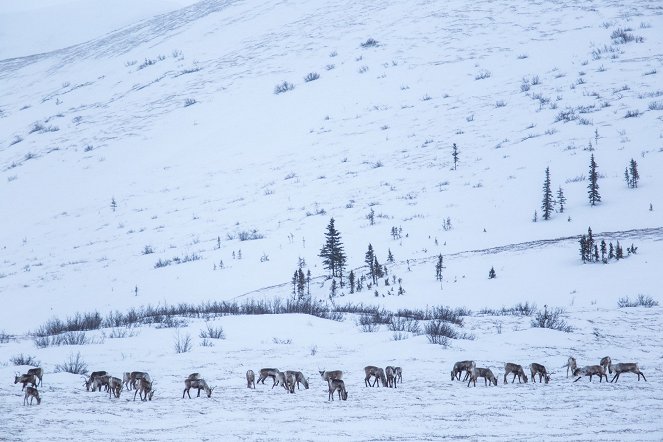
[129, 372, 151, 390]
[14, 373, 37, 391]
[504, 363, 528, 384]
[319, 370, 343, 386]
[108, 376, 122, 398]
[529, 363, 551, 384]
[467, 367, 498, 387]
[92, 374, 112, 392]
[246, 370, 256, 389]
[451, 361, 475, 381]
[257, 368, 281, 387]
[600, 356, 612, 375]
[84, 371, 108, 391]
[566, 357, 577, 378]
[183, 377, 215, 398]
[122, 372, 132, 390]
[26, 367, 44, 387]
[23, 386, 41, 405]
[385, 366, 396, 388]
[134, 377, 155, 401]
[573, 365, 608, 383]
[394, 366, 403, 384]
[328, 379, 348, 401]
[285, 371, 308, 390]
[609, 362, 647, 383]
[284, 371, 296, 393]
[364, 366, 387, 387]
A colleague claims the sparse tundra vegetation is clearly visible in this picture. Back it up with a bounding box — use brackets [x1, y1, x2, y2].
[1, 0, 663, 440]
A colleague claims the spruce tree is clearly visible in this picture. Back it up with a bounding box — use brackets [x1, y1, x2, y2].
[306, 270, 311, 296]
[579, 235, 587, 263]
[319, 218, 347, 279]
[628, 158, 639, 188]
[452, 143, 459, 170]
[586, 227, 595, 262]
[297, 268, 306, 299]
[387, 248, 394, 263]
[349, 270, 355, 294]
[600, 240, 607, 264]
[435, 254, 444, 281]
[608, 242, 615, 260]
[489, 267, 496, 279]
[588, 154, 601, 206]
[541, 167, 553, 220]
[365, 244, 376, 283]
[557, 186, 566, 213]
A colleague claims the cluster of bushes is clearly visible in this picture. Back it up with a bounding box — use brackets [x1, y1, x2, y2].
[617, 294, 658, 308]
[30, 298, 474, 347]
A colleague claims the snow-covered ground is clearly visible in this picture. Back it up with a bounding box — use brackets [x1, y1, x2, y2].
[1, 0, 662, 440]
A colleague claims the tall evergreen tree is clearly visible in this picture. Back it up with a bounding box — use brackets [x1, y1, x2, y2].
[387, 248, 394, 263]
[541, 167, 553, 220]
[349, 270, 356, 294]
[588, 154, 601, 206]
[296, 268, 306, 299]
[435, 254, 444, 281]
[628, 158, 639, 188]
[306, 270, 311, 296]
[586, 227, 595, 262]
[600, 240, 607, 264]
[452, 143, 459, 170]
[365, 244, 376, 283]
[319, 217, 347, 279]
[557, 186, 566, 213]
[579, 235, 587, 263]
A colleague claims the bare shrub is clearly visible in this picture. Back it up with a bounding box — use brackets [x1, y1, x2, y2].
[54, 352, 88, 375]
[360, 38, 379, 48]
[199, 324, 225, 339]
[0, 330, 10, 343]
[425, 320, 458, 345]
[238, 229, 264, 241]
[618, 294, 658, 308]
[274, 81, 294, 94]
[174, 330, 192, 353]
[10, 354, 41, 366]
[304, 72, 320, 82]
[531, 306, 573, 332]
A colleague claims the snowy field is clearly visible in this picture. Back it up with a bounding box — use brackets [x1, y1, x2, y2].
[1, 0, 662, 440]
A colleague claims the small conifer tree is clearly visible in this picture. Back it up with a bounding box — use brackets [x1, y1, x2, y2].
[587, 154, 601, 206]
[541, 167, 553, 220]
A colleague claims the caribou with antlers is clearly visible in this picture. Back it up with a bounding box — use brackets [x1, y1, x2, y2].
[14, 373, 37, 391]
[83, 371, 108, 391]
[319, 370, 343, 386]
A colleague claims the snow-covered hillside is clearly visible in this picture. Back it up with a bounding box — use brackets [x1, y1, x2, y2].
[1, 0, 662, 440]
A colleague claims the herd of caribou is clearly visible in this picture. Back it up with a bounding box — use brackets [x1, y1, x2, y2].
[13, 356, 645, 406]
[450, 356, 647, 387]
